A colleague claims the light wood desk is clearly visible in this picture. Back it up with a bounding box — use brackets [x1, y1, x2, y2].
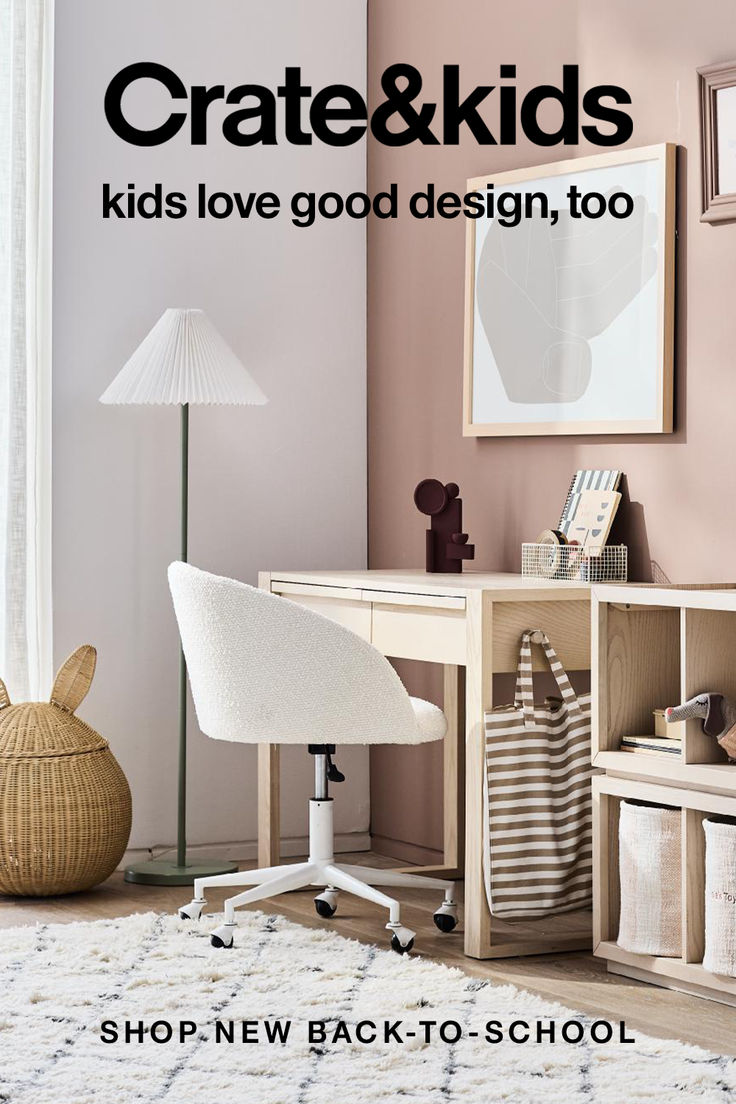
[258, 568, 591, 960]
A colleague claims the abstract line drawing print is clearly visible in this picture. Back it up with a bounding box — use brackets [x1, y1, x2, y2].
[475, 190, 658, 404]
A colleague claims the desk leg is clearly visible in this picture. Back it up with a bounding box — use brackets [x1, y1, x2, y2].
[256, 573, 281, 869]
[258, 744, 280, 867]
[464, 591, 493, 958]
[443, 664, 465, 874]
[388, 664, 465, 881]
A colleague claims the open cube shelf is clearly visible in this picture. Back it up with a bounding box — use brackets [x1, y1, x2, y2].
[592, 583, 736, 1005]
[593, 585, 736, 792]
[594, 773, 736, 1005]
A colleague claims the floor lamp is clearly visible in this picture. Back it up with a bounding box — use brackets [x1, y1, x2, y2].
[100, 308, 268, 885]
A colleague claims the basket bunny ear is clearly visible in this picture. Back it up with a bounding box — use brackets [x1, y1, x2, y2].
[50, 645, 97, 712]
[0, 678, 10, 710]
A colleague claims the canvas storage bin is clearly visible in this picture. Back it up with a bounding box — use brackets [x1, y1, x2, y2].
[618, 799, 681, 956]
[703, 816, 736, 976]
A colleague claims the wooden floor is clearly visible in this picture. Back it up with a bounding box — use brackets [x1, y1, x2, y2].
[2, 851, 735, 1058]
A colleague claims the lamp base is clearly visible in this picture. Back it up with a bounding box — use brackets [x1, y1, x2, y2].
[124, 857, 239, 886]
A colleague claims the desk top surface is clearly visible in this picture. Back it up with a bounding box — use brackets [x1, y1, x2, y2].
[265, 568, 591, 599]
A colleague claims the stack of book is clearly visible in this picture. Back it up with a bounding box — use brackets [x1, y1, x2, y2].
[620, 734, 682, 757]
[619, 708, 682, 757]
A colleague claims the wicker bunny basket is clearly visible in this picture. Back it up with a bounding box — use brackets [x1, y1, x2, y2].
[0, 646, 132, 896]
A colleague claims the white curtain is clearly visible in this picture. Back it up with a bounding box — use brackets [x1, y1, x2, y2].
[0, 0, 53, 701]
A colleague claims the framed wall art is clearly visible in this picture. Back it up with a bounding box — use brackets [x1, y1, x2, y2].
[463, 144, 676, 437]
[698, 60, 736, 223]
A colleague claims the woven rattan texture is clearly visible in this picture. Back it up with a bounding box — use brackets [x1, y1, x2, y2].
[0, 648, 131, 896]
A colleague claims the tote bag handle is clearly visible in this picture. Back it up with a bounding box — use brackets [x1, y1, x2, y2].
[514, 629, 582, 728]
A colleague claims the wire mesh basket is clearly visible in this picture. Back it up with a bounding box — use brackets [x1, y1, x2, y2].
[521, 543, 628, 582]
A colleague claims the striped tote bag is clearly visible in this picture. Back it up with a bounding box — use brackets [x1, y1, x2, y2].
[483, 629, 592, 918]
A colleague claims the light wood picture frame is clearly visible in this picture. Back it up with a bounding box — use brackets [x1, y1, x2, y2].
[698, 60, 736, 223]
[463, 144, 676, 438]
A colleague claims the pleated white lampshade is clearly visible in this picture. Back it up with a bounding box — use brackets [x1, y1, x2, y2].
[99, 308, 268, 406]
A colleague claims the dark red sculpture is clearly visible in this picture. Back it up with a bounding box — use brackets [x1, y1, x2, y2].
[414, 479, 475, 573]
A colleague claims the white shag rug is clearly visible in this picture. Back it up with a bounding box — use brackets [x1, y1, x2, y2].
[0, 910, 733, 1103]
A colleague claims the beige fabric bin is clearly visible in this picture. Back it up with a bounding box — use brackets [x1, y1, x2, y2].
[618, 799, 681, 957]
[703, 816, 736, 977]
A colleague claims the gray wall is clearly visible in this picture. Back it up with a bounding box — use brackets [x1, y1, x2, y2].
[53, 1, 368, 852]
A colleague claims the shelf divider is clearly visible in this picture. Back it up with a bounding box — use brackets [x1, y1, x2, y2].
[681, 607, 736, 765]
[593, 788, 620, 946]
[682, 807, 706, 963]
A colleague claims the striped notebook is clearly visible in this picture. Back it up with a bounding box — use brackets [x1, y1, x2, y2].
[483, 630, 592, 919]
[559, 469, 622, 538]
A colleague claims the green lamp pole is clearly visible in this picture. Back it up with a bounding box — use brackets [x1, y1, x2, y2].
[178, 402, 189, 869]
[100, 308, 268, 887]
[125, 404, 238, 885]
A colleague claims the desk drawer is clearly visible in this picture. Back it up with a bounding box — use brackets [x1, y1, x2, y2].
[371, 603, 466, 664]
[276, 591, 372, 641]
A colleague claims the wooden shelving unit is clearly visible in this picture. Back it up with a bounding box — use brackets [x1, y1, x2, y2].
[592, 584, 736, 1004]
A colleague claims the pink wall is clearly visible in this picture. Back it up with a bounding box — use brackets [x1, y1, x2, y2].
[367, 0, 736, 859]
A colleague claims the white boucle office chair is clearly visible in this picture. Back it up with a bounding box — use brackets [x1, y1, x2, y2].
[168, 561, 458, 954]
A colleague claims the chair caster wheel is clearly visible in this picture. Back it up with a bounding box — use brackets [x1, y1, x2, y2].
[314, 889, 338, 918]
[433, 903, 458, 933]
[210, 924, 234, 949]
[391, 933, 414, 955]
[388, 924, 416, 955]
[178, 898, 206, 921]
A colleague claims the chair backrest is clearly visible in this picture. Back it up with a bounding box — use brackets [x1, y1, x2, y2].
[168, 562, 423, 745]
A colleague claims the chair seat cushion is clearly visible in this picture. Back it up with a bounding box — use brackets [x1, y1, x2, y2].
[409, 696, 448, 742]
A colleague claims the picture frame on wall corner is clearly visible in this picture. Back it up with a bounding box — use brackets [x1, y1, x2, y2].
[698, 59, 736, 223]
[463, 143, 676, 438]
